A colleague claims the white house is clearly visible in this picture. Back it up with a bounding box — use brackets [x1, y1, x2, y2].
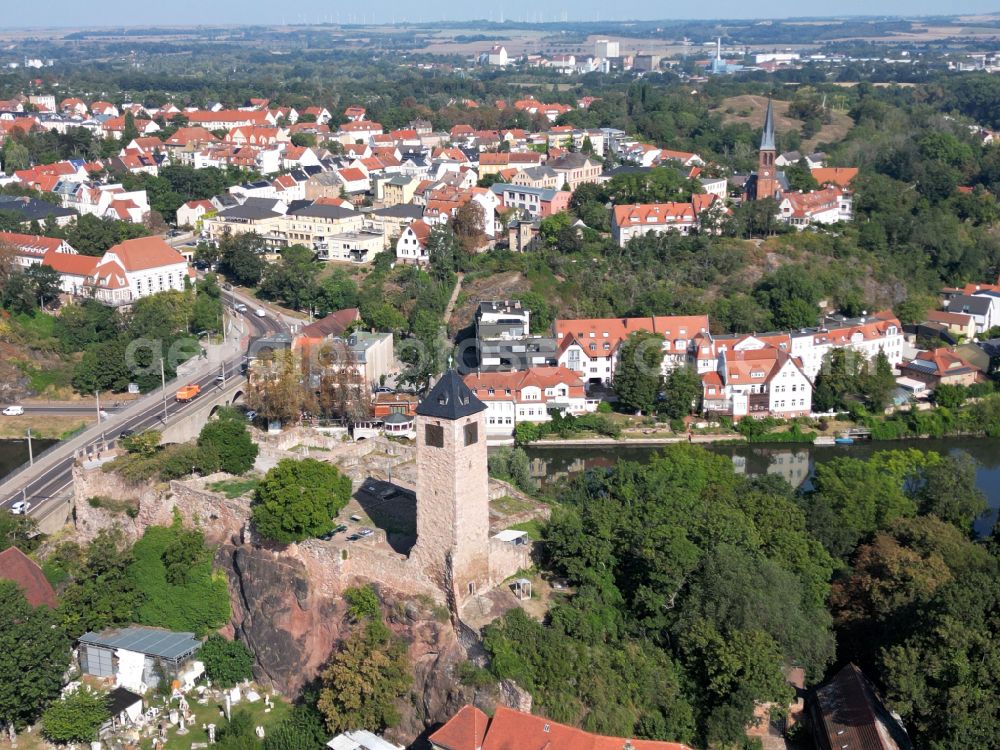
[944, 293, 1000, 333]
[555, 314, 711, 386]
[464, 367, 596, 438]
[611, 195, 719, 246]
[396, 220, 431, 265]
[0, 231, 77, 268]
[778, 186, 852, 228]
[87, 236, 192, 306]
[486, 45, 509, 66]
[701, 347, 812, 420]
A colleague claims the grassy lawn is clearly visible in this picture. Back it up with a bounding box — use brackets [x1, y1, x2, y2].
[207, 477, 260, 498]
[139, 690, 290, 750]
[490, 495, 536, 516]
[509, 519, 544, 541]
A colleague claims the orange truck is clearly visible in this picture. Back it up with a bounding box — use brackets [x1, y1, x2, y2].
[175, 384, 202, 402]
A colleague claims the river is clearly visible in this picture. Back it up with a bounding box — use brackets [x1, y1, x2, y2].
[0, 437, 59, 483]
[522, 438, 1000, 537]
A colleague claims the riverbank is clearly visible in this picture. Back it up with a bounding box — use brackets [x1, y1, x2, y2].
[0, 415, 87, 440]
[522, 437, 1000, 537]
[530, 433, 747, 447]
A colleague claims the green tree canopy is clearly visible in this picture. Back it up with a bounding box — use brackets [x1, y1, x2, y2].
[252, 458, 353, 543]
[41, 687, 109, 745]
[0, 581, 70, 731]
[200, 635, 254, 688]
[198, 415, 259, 475]
[614, 332, 664, 414]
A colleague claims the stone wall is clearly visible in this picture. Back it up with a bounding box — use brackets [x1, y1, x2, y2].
[72, 465, 251, 545]
[488, 538, 532, 584]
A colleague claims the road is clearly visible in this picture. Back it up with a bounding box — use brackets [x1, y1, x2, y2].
[0, 288, 288, 519]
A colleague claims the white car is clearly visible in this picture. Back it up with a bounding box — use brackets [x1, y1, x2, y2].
[2, 406, 23, 416]
[10, 500, 30, 515]
[255, 308, 267, 318]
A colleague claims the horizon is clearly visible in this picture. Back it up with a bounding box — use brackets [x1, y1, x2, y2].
[8, 2, 1000, 28]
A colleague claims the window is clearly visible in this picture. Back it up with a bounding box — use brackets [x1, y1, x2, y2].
[424, 423, 444, 448]
[463, 422, 478, 446]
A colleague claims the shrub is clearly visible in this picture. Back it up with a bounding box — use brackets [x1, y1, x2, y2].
[252, 458, 352, 543]
[596, 401, 613, 414]
[200, 635, 254, 688]
[198, 417, 258, 475]
[128, 523, 230, 635]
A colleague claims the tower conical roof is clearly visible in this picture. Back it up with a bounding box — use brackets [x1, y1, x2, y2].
[760, 98, 776, 152]
[416, 370, 486, 419]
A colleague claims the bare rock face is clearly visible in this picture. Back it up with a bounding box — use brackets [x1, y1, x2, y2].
[218, 544, 344, 693]
[217, 543, 483, 744]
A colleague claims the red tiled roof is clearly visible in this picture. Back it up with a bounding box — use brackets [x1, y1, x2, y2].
[407, 220, 431, 244]
[339, 168, 368, 183]
[781, 186, 844, 219]
[295, 308, 361, 342]
[339, 121, 383, 133]
[814, 664, 910, 750]
[614, 203, 697, 228]
[811, 167, 858, 189]
[429, 705, 489, 750]
[482, 706, 692, 750]
[0, 231, 65, 256]
[107, 236, 186, 272]
[43, 248, 98, 276]
[0, 547, 57, 608]
[556, 315, 709, 357]
[465, 366, 586, 403]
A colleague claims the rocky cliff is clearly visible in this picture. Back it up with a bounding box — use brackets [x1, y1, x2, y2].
[217, 542, 483, 743]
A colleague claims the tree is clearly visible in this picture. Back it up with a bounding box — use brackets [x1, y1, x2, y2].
[219, 233, 267, 287]
[58, 529, 140, 637]
[41, 687, 109, 745]
[120, 429, 161, 456]
[317, 621, 412, 735]
[200, 635, 254, 688]
[258, 245, 320, 311]
[191, 272, 223, 333]
[129, 523, 231, 635]
[660, 365, 701, 420]
[198, 415, 258, 475]
[24, 264, 62, 308]
[265, 701, 329, 750]
[246, 349, 310, 424]
[252, 458, 353, 543]
[121, 111, 139, 144]
[614, 332, 664, 414]
[0, 581, 70, 732]
[0, 509, 39, 553]
[452, 201, 486, 253]
[861, 350, 896, 412]
[917, 452, 987, 531]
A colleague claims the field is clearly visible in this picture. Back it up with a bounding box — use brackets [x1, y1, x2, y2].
[713, 94, 855, 152]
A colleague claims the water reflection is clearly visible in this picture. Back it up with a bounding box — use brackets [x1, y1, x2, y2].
[520, 438, 1000, 537]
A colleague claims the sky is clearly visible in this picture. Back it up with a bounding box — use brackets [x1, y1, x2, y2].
[11, 0, 1000, 27]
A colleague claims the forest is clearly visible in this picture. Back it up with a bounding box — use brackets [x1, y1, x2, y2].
[483, 444, 999, 748]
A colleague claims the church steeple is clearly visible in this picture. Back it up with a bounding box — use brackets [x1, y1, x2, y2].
[760, 97, 776, 152]
[754, 97, 778, 201]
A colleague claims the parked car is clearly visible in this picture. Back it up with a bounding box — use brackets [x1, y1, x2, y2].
[346, 533, 361, 542]
[358, 528, 374, 537]
[244, 409, 257, 421]
[373, 386, 394, 394]
[10, 500, 30, 515]
[2, 406, 24, 416]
